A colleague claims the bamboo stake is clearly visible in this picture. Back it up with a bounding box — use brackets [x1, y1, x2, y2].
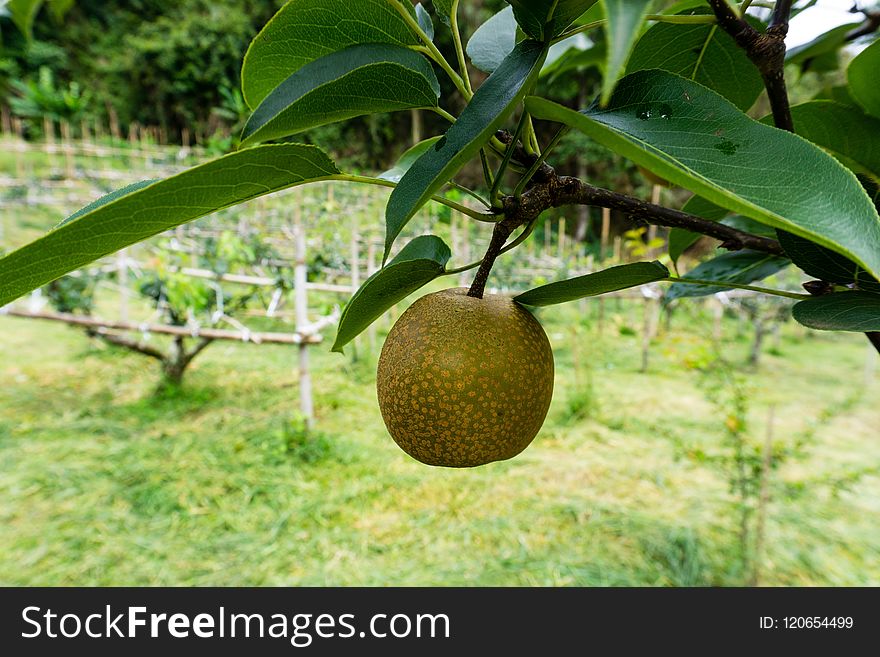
[43, 117, 56, 171]
[558, 217, 566, 262]
[367, 238, 378, 354]
[117, 248, 129, 322]
[1, 104, 11, 135]
[60, 120, 75, 179]
[294, 197, 314, 428]
[601, 208, 611, 262]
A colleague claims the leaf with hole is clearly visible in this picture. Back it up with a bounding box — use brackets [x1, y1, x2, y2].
[0, 145, 340, 307]
[525, 69, 880, 279]
[514, 261, 669, 306]
[332, 235, 451, 352]
[792, 292, 880, 332]
[241, 0, 420, 109]
[665, 251, 790, 301]
[385, 40, 547, 262]
[241, 45, 439, 146]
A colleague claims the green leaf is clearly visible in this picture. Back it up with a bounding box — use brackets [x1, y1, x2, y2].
[466, 5, 518, 73]
[379, 137, 443, 183]
[541, 35, 605, 80]
[599, 0, 655, 105]
[525, 70, 880, 279]
[813, 84, 857, 107]
[332, 235, 451, 352]
[792, 292, 880, 332]
[432, 0, 452, 26]
[0, 145, 340, 307]
[626, 8, 763, 111]
[848, 40, 880, 120]
[668, 229, 699, 264]
[6, 0, 43, 39]
[681, 195, 729, 223]
[415, 2, 434, 41]
[776, 231, 880, 294]
[542, 32, 593, 74]
[786, 22, 861, 71]
[45, 0, 72, 22]
[514, 261, 669, 306]
[666, 251, 790, 301]
[241, 0, 420, 109]
[782, 101, 880, 180]
[722, 215, 777, 238]
[506, 0, 598, 41]
[385, 40, 547, 262]
[668, 195, 727, 263]
[241, 45, 439, 146]
[59, 180, 160, 227]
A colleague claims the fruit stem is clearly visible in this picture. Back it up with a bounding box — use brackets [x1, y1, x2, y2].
[467, 221, 516, 298]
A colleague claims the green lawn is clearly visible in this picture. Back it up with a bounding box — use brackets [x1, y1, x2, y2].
[1, 137, 878, 586]
[2, 299, 878, 586]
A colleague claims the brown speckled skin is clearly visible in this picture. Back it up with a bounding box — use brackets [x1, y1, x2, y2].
[377, 288, 555, 467]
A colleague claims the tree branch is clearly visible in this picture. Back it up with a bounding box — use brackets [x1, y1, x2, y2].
[846, 10, 880, 42]
[707, 0, 793, 132]
[714, 1, 880, 356]
[770, 0, 794, 30]
[467, 220, 518, 298]
[503, 175, 785, 256]
[87, 328, 167, 361]
[181, 337, 214, 369]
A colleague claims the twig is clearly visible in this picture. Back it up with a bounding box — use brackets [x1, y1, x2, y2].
[181, 337, 214, 369]
[508, 176, 785, 256]
[846, 11, 880, 42]
[467, 220, 518, 298]
[707, 0, 794, 132]
[87, 329, 166, 360]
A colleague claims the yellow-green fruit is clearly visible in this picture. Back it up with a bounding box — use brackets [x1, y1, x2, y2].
[376, 288, 554, 468]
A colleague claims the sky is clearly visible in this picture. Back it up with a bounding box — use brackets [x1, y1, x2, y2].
[784, 0, 875, 47]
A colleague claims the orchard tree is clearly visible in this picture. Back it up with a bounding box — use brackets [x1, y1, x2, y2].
[39, 231, 267, 389]
[1, 1, 879, 466]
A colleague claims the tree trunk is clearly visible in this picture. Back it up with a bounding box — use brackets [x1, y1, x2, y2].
[749, 318, 766, 368]
[158, 336, 213, 391]
[160, 336, 188, 389]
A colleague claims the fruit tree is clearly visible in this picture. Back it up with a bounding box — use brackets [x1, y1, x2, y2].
[1, 1, 879, 467]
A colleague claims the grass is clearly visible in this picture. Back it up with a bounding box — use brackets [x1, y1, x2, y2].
[1, 138, 878, 586]
[1, 299, 878, 586]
